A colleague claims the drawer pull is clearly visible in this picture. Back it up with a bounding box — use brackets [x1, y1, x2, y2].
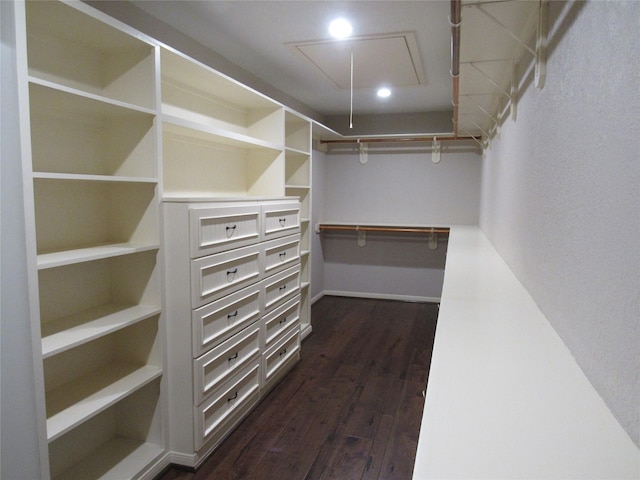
[279, 252, 287, 260]
[279, 316, 288, 324]
[279, 218, 287, 227]
[227, 310, 238, 319]
[228, 352, 238, 362]
[225, 225, 237, 236]
[227, 391, 238, 402]
[227, 268, 238, 278]
[279, 348, 287, 356]
[279, 285, 287, 291]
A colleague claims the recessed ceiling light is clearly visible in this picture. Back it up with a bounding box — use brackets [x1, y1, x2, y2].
[377, 87, 392, 98]
[328, 18, 353, 39]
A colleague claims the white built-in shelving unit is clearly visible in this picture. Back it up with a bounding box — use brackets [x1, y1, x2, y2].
[284, 111, 313, 337]
[20, 1, 165, 478]
[13, 1, 314, 478]
[160, 47, 286, 199]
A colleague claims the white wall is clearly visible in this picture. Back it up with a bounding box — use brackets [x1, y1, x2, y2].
[318, 144, 481, 300]
[1, 1, 48, 477]
[480, 0, 639, 447]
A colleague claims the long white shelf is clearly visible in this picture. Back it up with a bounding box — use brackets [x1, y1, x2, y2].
[28, 76, 156, 115]
[37, 243, 160, 270]
[54, 437, 165, 480]
[42, 304, 161, 359]
[47, 363, 162, 442]
[413, 226, 639, 479]
[162, 114, 283, 152]
[33, 172, 157, 184]
[284, 145, 310, 157]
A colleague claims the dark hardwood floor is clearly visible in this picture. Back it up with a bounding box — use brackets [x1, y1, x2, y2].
[157, 296, 438, 480]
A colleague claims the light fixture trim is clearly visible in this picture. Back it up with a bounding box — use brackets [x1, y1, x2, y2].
[328, 18, 353, 39]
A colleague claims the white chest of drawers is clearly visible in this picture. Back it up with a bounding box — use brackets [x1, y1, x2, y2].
[163, 198, 302, 467]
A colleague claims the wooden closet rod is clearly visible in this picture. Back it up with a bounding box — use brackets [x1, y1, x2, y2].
[319, 136, 477, 145]
[318, 224, 450, 234]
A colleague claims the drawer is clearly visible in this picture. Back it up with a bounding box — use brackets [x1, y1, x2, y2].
[262, 326, 300, 390]
[262, 201, 300, 240]
[194, 322, 260, 405]
[189, 204, 261, 258]
[263, 294, 301, 350]
[262, 265, 301, 312]
[263, 234, 301, 277]
[194, 361, 261, 450]
[192, 284, 261, 357]
[191, 244, 261, 308]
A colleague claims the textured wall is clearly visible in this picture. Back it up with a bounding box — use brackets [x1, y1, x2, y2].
[480, 1, 640, 447]
[320, 145, 481, 299]
[323, 146, 481, 225]
[1, 1, 48, 476]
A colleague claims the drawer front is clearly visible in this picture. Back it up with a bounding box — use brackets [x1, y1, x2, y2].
[191, 244, 262, 308]
[189, 205, 261, 258]
[195, 361, 261, 450]
[194, 322, 260, 405]
[262, 265, 301, 312]
[192, 284, 261, 357]
[263, 327, 300, 389]
[263, 294, 301, 350]
[262, 202, 300, 240]
[263, 234, 301, 277]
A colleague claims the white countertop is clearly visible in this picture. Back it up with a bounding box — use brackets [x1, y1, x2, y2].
[413, 226, 639, 479]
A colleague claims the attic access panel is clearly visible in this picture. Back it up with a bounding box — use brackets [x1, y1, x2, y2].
[290, 32, 426, 90]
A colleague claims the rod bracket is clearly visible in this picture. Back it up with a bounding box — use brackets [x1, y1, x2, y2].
[358, 141, 368, 165]
[535, 0, 548, 89]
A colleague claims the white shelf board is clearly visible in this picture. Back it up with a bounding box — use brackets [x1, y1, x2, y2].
[33, 172, 157, 184]
[300, 281, 310, 290]
[37, 243, 160, 270]
[41, 304, 161, 359]
[284, 145, 310, 157]
[163, 114, 283, 152]
[285, 184, 310, 190]
[300, 250, 310, 257]
[28, 76, 156, 115]
[54, 437, 165, 480]
[47, 363, 162, 442]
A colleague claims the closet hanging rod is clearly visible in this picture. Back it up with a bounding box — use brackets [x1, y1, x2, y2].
[317, 224, 450, 234]
[319, 135, 477, 145]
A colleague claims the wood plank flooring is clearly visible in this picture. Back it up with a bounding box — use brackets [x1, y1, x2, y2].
[157, 296, 438, 480]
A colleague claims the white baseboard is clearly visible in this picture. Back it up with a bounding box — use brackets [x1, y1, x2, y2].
[168, 451, 197, 468]
[300, 323, 313, 340]
[311, 291, 325, 305]
[320, 290, 440, 304]
[140, 452, 172, 480]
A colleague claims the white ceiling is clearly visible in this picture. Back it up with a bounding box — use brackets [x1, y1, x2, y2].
[124, 0, 540, 139]
[130, 1, 453, 118]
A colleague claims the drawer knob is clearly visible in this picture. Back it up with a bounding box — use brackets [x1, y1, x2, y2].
[279, 218, 287, 227]
[227, 391, 238, 402]
[279, 316, 288, 324]
[227, 310, 238, 319]
[279, 252, 287, 261]
[279, 284, 287, 291]
[279, 348, 287, 356]
[225, 225, 237, 237]
[228, 352, 238, 362]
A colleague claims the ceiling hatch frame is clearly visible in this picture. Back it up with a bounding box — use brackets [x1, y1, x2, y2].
[287, 31, 427, 91]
